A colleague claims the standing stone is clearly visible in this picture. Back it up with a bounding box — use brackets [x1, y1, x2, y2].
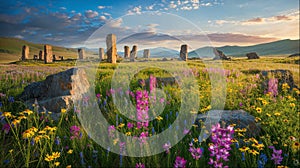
[213, 48, 231, 60]
[143, 49, 150, 58]
[39, 50, 43, 60]
[78, 48, 85, 60]
[106, 34, 117, 63]
[44, 45, 53, 63]
[59, 56, 64, 61]
[246, 52, 260, 59]
[53, 55, 56, 62]
[124, 46, 130, 58]
[130, 45, 137, 62]
[21, 45, 29, 61]
[99, 48, 104, 61]
[180, 44, 188, 61]
[33, 55, 38, 60]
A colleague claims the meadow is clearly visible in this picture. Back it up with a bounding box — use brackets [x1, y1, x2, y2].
[0, 56, 299, 168]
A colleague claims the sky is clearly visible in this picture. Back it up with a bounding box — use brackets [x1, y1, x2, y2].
[0, 0, 299, 50]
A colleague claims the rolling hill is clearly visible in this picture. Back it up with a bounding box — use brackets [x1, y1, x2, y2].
[189, 39, 300, 57]
[0, 37, 78, 63]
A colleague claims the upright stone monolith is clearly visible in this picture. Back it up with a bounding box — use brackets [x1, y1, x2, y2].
[53, 55, 56, 62]
[130, 45, 137, 62]
[106, 34, 117, 64]
[78, 48, 85, 60]
[180, 44, 188, 61]
[39, 50, 43, 60]
[124, 46, 130, 58]
[143, 49, 150, 58]
[21, 45, 29, 61]
[99, 48, 104, 61]
[44, 45, 53, 64]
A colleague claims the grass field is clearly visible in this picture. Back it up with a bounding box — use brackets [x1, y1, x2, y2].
[0, 56, 299, 167]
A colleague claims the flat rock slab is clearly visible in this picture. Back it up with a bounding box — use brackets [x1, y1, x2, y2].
[197, 110, 261, 137]
[20, 68, 90, 113]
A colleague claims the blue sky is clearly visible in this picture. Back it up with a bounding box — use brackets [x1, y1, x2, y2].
[0, 0, 299, 49]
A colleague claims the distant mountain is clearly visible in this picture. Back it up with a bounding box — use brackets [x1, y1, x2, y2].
[137, 47, 179, 58]
[190, 39, 300, 57]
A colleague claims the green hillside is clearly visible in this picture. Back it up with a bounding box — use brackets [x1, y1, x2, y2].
[190, 39, 300, 57]
[0, 37, 78, 63]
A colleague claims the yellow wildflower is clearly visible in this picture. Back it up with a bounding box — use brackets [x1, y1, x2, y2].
[45, 154, 54, 162]
[252, 143, 264, 150]
[243, 139, 250, 143]
[238, 133, 244, 137]
[67, 149, 73, 154]
[262, 100, 268, 105]
[292, 142, 300, 151]
[282, 83, 290, 90]
[22, 129, 35, 139]
[256, 107, 262, 113]
[18, 115, 27, 120]
[61, 108, 67, 113]
[239, 146, 249, 152]
[54, 162, 60, 167]
[266, 113, 271, 117]
[51, 152, 60, 159]
[277, 166, 288, 168]
[274, 112, 281, 116]
[113, 138, 119, 145]
[38, 130, 46, 134]
[248, 149, 259, 156]
[125, 132, 132, 136]
[12, 119, 21, 125]
[9, 149, 13, 153]
[2, 112, 12, 118]
[66, 165, 72, 168]
[290, 103, 295, 107]
[249, 138, 258, 144]
[155, 115, 163, 121]
[118, 123, 125, 128]
[229, 124, 236, 127]
[193, 138, 198, 143]
[255, 117, 261, 122]
[283, 119, 289, 123]
[192, 124, 198, 128]
[24, 109, 33, 115]
[231, 138, 238, 143]
[34, 135, 42, 143]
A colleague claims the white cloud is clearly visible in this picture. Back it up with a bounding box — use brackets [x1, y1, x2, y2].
[127, 6, 142, 15]
[14, 35, 24, 39]
[99, 16, 107, 21]
[169, 3, 177, 9]
[107, 18, 123, 28]
[60, 7, 66, 10]
[85, 10, 99, 18]
[98, 6, 112, 9]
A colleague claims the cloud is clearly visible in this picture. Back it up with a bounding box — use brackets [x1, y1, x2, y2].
[98, 6, 112, 9]
[14, 35, 24, 39]
[127, 6, 142, 15]
[84, 10, 99, 18]
[60, 7, 66, 10]
[146, 24, 159, 32]
[99, 16, 107, 21]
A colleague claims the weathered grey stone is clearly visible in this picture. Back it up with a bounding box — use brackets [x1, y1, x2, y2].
[106, 34, 117, 63]
[44, 45, 53, 63]
[99, 48, 104, 61]
[78, 48, 85, 60]
[288, 53, 300, 57]
[124, 46, 130, 58]
[20, 68, 90, 113]
[143, 49, 150, 58]
[197, 110, 261, 137]
[261, 69, 298, 90]
[22, 45, 29, 61]
[213, 48, 231, 60]
[180, 44, 188, 61]
[246, 52, 259, 59]
[59, 56, 64, 61]
[39, 50, 43, 60]
[130, 45, 137, 62]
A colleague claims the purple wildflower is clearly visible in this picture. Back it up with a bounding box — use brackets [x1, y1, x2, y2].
[269, 146, 283, 165]
[267, 78, 278, 97]
[208, 123, 234, 168]
[189, 146, 203, 160]
[2, 123, 10, 134]
[70, 125, 81, 140]
[136, 90, 149, 129]
[174, 156, 187, 168]
[136, 163, 145, 168]
[108, 125, 116, 138]
[163, 142, 171, 154]
[127, 122, 134, 129]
